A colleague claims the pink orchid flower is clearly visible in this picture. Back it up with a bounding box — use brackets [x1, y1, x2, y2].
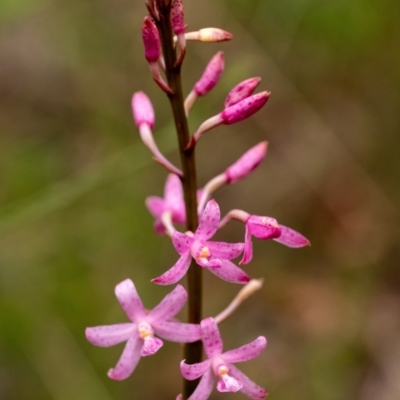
[146, 174, 186, 234]
[179, 317, 267, 400]
[85, 279, 200, 380]
[152, 200, 249, 285]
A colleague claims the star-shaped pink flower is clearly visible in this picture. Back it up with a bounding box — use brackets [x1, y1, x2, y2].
[179, 317, 267, 400]
[146, 174, 186, 234]
[152, 200, 248, 285]
[85, 279, 201, 380]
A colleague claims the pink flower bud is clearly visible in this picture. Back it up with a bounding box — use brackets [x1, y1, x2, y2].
[224, 77, 261, 108]
[186, 28, 233, 42]
[225, 142, 267, 184]
[221, 91, 270, 124]
[142, 17, 160, 63]
[132, 91, 155, 129]
[194, 52, 224, 96]
[171, 0, 185, 35]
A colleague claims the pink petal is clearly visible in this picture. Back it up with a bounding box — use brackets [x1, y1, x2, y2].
[240, 226, 253, 265]
[132, 91, 155, 129]
[247, 215, 281, 239]
[200, 317, 223, 358]
[208, 260, 250, 284]
[148, 284, 187, 322]
[153, 321, 201, 342]
[195, 199, 220, 240]
[145, 196, 165, 218]
[164, 174, 185, 219]
[273, 225, 310, 248]
[107, 336, 142, 381]
[141, 336, 163, 356]
[172, 231, 194, 255]
[222, 336, 267, 363]
[154, 219, 166, 235]
[224, 77, 261, 108]
[228, 364, 267, 399]
[115, 279, 146, 322]
[152, 252, 192, 285]
[206, 241, 244, 260]
[186, 368, 215, 400]
[180, 359, 212, 380]
[85, 323, 135, 347]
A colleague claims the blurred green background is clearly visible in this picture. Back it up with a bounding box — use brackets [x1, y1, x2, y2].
[1, 0, 399, 399]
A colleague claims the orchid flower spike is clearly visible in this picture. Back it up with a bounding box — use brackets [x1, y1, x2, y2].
[197, 142, 268, 213]
[184, 28, 233, 42]
[152, 199, 249, 285]
[179, 317, 267, 400]
[184, 52, 225, 115]
[224, 77, 261, 108]
[141, 17, 173, 94]
[146, 173, 185, 235]
[171, 0, 186, 66]
[132, 92, 182, 176]
[219, 209, 310, 265]
[188, 91, 270, 148]
[85, 279, 201, 380]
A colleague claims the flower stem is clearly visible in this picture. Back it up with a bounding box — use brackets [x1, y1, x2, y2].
[155, 3, 202, 398]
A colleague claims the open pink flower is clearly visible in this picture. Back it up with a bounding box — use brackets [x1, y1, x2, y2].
[85, 279, 200, 380]
[146, 174, 186, 234]
[152, 200, 249, 285]
[179, 317, 267, 400]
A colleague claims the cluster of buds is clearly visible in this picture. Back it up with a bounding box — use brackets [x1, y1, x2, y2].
[86, 1, 309, 399]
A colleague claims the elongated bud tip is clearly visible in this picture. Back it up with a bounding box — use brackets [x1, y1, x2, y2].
[225, 141, 268, 183]
[171, 0, 185, 34]
[132, 91, 155, 128]
[142, 16, 160, 63]
[221, 91, 270, 125]
[197, 28, 233, 42]
[224, 77, 262, 108]
[194, 51, 225, 96]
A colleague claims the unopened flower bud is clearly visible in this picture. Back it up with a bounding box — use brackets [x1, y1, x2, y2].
[224, 77, 261, 108]
[225, 142, 267, 184]
[194, 51, 224, 96]
[132, 91, 155, 129]
[171, 0, 185, 35]
[185, 28, 233, 42]
[142, 17, 160, 63]
[221, 91, 270, 124]
[246, 215, 281, 240]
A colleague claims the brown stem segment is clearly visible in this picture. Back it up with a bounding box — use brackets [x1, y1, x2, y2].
[155, 2, 202, 398]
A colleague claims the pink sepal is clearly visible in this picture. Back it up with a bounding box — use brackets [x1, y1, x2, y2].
[224, 77, 261, 108]
[273, 224, 310, 248]
[171, 0, 185, 34]
[132, 91, 155, 129]
[142, 17, 160, 63]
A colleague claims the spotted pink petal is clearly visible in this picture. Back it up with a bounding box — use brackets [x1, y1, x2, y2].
[115, 279, 146, 322]
[240, 225, 253, 265]
[180, 359, 212, 380]
[153, 321, 201, 342]
[208, 260, 250, 284]
[224, 77, 261, 108]
[172, 231, 194, 255]
[206, 241, 244, 260]
[141, 336, 163, 356]
[145, 196, 164, 218]
[247, 215, 281, 239]
[228, 363, 267, 399]
[201, 317, 223, 358]
[273, 225, 310, 248]
[195, 199, 220, 240]
[107, 336, 142, 381]
[194, 52, 224, 96]
[148, 284, 187, 322]
[185, 368, 215, 400]
[152, 252, 192, 285]
[85, 323, 135, 347]
[222, 336, 267, 363]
